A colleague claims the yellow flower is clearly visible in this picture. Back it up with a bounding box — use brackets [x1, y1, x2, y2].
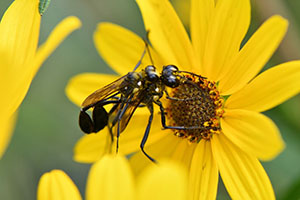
[0, 0, 81, 158]
[37, 155, 187, 200]
[66, 0, 300, 199]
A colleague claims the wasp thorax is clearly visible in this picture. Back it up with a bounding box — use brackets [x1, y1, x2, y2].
[166, 76, 224, 142]
[145, 65, 159, 82]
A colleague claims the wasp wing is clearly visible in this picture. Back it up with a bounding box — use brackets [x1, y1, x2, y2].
[81, 75, 128, 108]
[109, 90, 145, 136]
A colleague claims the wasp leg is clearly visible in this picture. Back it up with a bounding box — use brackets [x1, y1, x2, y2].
[164, 90, 200, 101]
[140, 103, 156, 163]
[155, 100, 207, 131]
[178, 70, 207, 79]
[166, 96, 199, 101]
[109, 100, 126, 152]
[111, 94, 134, 153]
[116, 102, 128, 152]
[106, 102, 122, 142]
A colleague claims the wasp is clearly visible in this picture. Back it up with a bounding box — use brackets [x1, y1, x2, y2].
[79, 43, 205, 162]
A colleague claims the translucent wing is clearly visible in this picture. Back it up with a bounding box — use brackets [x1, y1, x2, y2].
[109, 90, 145, 136]
[81, 75, 127, 108]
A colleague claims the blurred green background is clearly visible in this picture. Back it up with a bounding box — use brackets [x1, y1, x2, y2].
[0, 0, 300, 199]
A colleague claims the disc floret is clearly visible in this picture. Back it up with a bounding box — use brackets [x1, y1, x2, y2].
[166, 75, 224, 142]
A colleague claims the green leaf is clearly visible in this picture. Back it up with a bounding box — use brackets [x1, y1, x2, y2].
[39, 0, 51, 16]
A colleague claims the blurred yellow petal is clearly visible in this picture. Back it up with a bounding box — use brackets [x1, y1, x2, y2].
[219, 15, 288, 95]
[3, 16, 81, 115]
[171, 139, 197, 167]
[66, 73, 119, 106]
[190, 0, 214, 72]
[0, 53, 27, 119]
[202, 0, 250, 81]
[226, 61, 300, 112]
[189, 140, 218, 200]
[74, 112, 165, 163]
[37, 170, 82, 200]
[86, 155, 135, 200]
[0, 112, 17, 159]
[0, 0, 40, 115]
[33, 16, 81, 77]
[73, 131, 111, 163]
[119, 112, 166, 154]
[212, 134, 275, 200]
[94, 23, 157, 75]
[136, 0, 196, 71]
[221, 109, 284, 161]
[130, 134, 179, 176]
[137, 161, 188, 200]
[0, 0, 40, 66]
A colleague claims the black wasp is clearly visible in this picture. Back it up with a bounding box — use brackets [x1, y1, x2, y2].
[79, 42, 205, 162]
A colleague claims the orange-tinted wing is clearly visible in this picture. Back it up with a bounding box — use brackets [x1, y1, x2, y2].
[109, 91, 145, 136]
[81, 75, 127, 108]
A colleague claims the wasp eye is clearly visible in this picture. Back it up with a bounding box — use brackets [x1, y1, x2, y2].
[162, 65, 180, 88]
[145, 65, 156, 71]
[163, 65, 178, 72]
[165, 76, 180, 88]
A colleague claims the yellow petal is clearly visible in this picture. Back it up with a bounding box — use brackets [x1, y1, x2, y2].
[0, 0, 40, 116]
[37, 170, 82, 200]
[33, 16, 81, 77]
[74, 112, 162, 163]
[137, 161, 188, 200]
[66, 73, 119, 106]
[211, 134, 275, 200]
[202, 0, 250, 81]
[136, 0, 196, 71]
[0, 0, 40, 66]
[94, 23, 159, 75]
[0, 112, 17, 159]
[221, 109, 284, 161]
[86, 155, 135, 200]
[129, 135, 180, 176]
[190, 0, 214, 73]
[119, 112, 166, 154]
[225, 61, 300, 112]
[0, 17, 80, 118]
[219, 15, 288, 95]
[188, 140, 218, 200]
[171, 139, 197, 167]
[73, 131, 112, 163]
[1, 66, 32, 116]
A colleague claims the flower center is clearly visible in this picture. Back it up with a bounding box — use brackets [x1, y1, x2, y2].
[166, 75, 224, 142]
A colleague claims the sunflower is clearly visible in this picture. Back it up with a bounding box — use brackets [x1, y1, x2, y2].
[37, 154, 187, 200]
[0, 0, 81, 158]
[66, 0, 300, 199]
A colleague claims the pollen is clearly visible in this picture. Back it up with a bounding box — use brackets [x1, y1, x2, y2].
[166, 75, 224, 143]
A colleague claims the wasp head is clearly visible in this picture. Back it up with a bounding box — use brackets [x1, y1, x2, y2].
[161, 65, 180, 88]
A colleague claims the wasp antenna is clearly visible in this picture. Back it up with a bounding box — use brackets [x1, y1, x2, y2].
[178, 70, 207, 79]
[144, 30, 151, 44]
[133, 45, 147, 72]
[142, 32, 155, 66]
